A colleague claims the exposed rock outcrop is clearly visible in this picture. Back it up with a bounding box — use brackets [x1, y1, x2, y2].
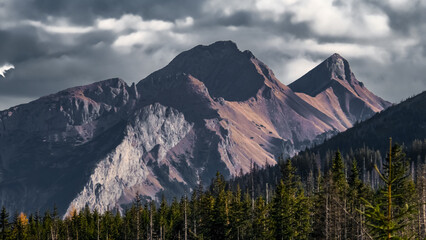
[67, 103, 193, 213]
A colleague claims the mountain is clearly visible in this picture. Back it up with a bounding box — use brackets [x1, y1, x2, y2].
[0, 41, 390, 215]
[308, 91, 426, 155]
[289, 53, 391, 128]
[0, 78, 138, 214]
[228, 90, 426, 200]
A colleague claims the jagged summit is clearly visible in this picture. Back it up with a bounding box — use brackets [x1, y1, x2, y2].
[289, 53, 391, 126]
[194, 40, 239, 52]
[289, 53, 357, 97]
[138, 41, 271, 101]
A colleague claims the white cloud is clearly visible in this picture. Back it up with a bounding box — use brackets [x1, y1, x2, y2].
[255, 0, 286, 20]
[281, 57, 321, 83]
[99, 14, 192, 52]
[0, 63, 14, 78]
[300, 39, 390, 63]
[286, 0, 390, 38]
[261, 36, 390, 63]
[388, 0, 418, 11]
[97, 14, 173, 32]
[25, 19, 93, 34]
[175, 17, 194, 28]
[113, 31, 158, 48]
[203, 0, 255, 16]
[112, 31, 188, 52]
[206, 0, 390, 38]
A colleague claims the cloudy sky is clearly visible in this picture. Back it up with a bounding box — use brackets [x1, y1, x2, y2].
[0, 0, 425, 110]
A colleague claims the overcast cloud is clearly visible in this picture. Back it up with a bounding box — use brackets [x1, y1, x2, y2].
[0, 0, 425, 110]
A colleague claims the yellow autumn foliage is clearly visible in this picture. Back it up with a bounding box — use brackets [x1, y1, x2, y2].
[18, 212, 28, 226]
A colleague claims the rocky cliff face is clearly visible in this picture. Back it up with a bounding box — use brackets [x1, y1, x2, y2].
[0, 41, 391, 215]
[289, 53, 391, 128]
[67, 103, 193, 214]
[0, 78, 137, 213]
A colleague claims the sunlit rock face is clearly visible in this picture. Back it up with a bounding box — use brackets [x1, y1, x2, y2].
[67, 103, 193, 214]
[289, 53, 391, 127]
[0, 41, 391, 215]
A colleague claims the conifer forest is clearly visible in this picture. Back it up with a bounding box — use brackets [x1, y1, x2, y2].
[1, 139, 426, 240]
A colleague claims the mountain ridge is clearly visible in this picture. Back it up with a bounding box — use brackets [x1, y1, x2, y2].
[308, 90, 426, 155]
[289, 53, 391, 128]
[0, 41, 391, 215]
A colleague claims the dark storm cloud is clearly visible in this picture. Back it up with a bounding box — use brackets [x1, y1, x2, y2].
[216, 11, 254, 27]
[366, 1, 426, 34]
[12, 0, 206, 24]
[0, 0, 425, 110]
[0, 27, 47, 64]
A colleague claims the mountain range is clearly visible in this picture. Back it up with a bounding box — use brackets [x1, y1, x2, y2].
[0, 41, 391, 215]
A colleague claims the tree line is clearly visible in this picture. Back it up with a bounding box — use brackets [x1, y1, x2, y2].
[1, 141, 425, 239]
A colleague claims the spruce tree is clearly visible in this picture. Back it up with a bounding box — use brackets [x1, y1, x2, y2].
[347, 159, 372, 239]
[311, 173, 328, 239]
[158, 195, 168, 240]
[272, 159, 311, 239]
[0, 207, 9, 240]
[330, 150, 348, 239]
[362, 140, 417, 239]
[228, 185, 244, 240]
[252, 196, 272, 239]
[211, 185, 228, 239]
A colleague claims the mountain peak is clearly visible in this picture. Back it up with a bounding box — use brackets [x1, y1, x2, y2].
[203, 40, 238, 50]
[289, 54, 391, 124]
[138, 41, 271, 101]
[289, 53, 355, 97]
[187, 40, 241, 58]
[330, 52, 343, 58]
[325, 53, 353, 82]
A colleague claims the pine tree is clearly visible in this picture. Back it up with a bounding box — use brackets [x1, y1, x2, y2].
[252, 196, 272, 239]
[242, 190, 253, 239]
[347, 159, 370, 239]
[228, 185, 244, 240]
[158, 195, 168, 240]
[199, 191, 214, 239]
[211, 184, 228, 239]
[52, 205, 59, 240]
[361, 140, 417, 239]
[134, 193, 142, 240]
[416, 164, 426, 238]
[329, 150, 348, 240]
[311, 173, 328, 239]
[170, 197, 183, 238]
[11, 212, 29, 240]
[42, 210, 52, 240]
[93, 208, 101, 240]
[189, 185, 202, 239]
[0, 207, 9, 240]
[272, 159, 311, 239]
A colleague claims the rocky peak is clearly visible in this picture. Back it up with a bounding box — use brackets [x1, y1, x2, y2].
[138, 41, 271, 101]
[289, 53, 391, 125]
[325, 53, 354, 83]
[289, 53, 362, 97]
[0, 77, 138, 142]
